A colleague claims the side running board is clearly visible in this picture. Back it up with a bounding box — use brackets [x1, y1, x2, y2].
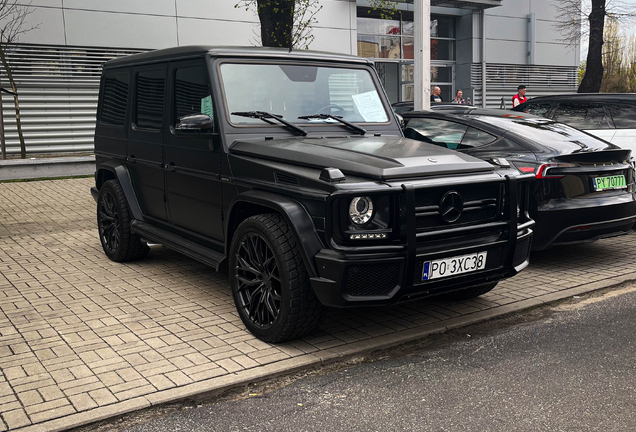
[131, 221, 226, 271]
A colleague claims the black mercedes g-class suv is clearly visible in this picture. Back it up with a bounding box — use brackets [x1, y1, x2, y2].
[91, 46, 534, 342]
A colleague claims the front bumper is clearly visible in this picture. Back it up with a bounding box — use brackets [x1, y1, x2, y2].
[310, 171, 534, 308]
[310, 229, 532, 307]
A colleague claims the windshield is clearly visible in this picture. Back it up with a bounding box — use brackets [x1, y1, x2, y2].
[219, 63, 389, 125]
[473, 115, 616, 153]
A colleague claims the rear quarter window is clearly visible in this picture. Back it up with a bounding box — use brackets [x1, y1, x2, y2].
[607, 103, 636, 129]
[100, 72, 129, 127]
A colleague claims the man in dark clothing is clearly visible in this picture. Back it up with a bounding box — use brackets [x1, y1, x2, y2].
[431, 86, 442, 103]
[512, 85, 527, 108]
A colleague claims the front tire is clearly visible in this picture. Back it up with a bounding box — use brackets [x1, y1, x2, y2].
[97, 180, 149, 262]
[229, 214, 323, 343]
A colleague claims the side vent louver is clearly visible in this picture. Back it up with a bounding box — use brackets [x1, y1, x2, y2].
[274, 172, 300, 186]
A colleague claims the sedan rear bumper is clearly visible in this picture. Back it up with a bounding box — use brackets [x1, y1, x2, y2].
[532, 196, 636, 251]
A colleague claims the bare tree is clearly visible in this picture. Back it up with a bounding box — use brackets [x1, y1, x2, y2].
[554, 0, 635, 93]
[236, 0, 396, 49]
[0, 0, 38, 158]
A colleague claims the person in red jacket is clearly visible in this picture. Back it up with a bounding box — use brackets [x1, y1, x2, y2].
[512, 85, 527, 108]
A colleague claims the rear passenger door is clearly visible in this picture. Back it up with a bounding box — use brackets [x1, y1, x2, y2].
[128, 65, 169, 221]
[164, 60, 224, 242]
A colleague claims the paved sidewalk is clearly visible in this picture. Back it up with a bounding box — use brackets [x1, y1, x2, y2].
[0, 178, 634, 432]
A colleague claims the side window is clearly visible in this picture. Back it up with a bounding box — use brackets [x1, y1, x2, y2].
[174, 65, 212, 124]
[404, 118, 468, 149]
[100, 72, 129, 127]
[524, 103, 552, 118]
[607, 103, 636, 129]
[135, 69, 166, 130]
[552, 103, 610, 130]
[459, 127, 497, 149]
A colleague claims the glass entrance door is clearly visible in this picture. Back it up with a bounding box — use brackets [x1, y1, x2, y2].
[398, 61, 454, 103]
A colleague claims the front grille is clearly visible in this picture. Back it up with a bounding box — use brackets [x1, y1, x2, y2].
[412, 247, 504, 285]
[413, 183, 501, 231]
[513, 237, 531, 267]
[346, 263, 400, 296]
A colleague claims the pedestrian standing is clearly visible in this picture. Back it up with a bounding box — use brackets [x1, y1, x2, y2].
[512, 85, 527, 108]
[431, 86, 442, 103]
[452, 89, 466, 104]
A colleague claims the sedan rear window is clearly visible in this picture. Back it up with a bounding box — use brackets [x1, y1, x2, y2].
[552, 103, 611, 130]
[404, 118, 467, 149]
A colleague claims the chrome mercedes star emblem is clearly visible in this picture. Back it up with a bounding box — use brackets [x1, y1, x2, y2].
[439, 191, 463, 223]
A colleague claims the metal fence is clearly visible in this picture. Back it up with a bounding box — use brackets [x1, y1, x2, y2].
[471, 63, 578, 108]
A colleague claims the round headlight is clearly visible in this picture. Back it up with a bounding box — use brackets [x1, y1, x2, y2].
[349, 196, 374, 225]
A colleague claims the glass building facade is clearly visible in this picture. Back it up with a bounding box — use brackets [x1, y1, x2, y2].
[357, 8, 457, 103]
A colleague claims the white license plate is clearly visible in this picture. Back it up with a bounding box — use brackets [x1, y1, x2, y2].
[422, 251, 488, 281]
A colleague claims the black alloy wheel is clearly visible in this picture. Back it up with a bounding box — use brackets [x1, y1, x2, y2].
[230, 214, 323, 342]
[96, 180, 149, 262]
[99, 187, 121, 255]
[234, 232, 282, 329]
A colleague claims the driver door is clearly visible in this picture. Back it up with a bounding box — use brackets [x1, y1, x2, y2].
[164, 60, 224, 242]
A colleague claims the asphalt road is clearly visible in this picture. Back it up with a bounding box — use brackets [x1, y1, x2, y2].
[121, 284, 636, 432]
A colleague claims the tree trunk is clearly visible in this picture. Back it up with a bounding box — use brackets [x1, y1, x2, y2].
[579, 0, 606, 93]
[257, 0, 295, 48]
[0, 46, 25, 158]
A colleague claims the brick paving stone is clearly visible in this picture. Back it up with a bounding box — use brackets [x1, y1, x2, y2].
[1, 408, 30, 429]
[69, 393, 98, 412]
[1, 178, 636, 429]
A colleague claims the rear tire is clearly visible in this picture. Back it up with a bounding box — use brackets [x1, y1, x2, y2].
[439, 282, 498, 301]
[97, 180, 149, 262]
[229, 213, 323, 343]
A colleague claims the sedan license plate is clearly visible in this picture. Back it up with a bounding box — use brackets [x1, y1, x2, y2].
[593, 174, 626, 191]
[422, 252, 487, 281]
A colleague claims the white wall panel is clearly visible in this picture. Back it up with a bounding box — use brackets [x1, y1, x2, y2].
[176, 0, 258, 22]
[531, 0, 561, 21]
[63, 0, 176, 16]
[64, 10, 178, 49]
[486, 40, 526, 64]
[535, 42, 578, 66]
[487, 0, 530, 18]
[535, 19, 566, 43]
[485, 16, 528, 42]
[308, 27, 353, 54]
[177, 18, 258, 46]
[314, 0, 355, 29]
[14, 7, 66, 45]
[17, 0, 62, 7]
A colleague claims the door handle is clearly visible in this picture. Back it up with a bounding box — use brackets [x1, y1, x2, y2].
[128, 155, 136, 163]
[167, 162, 176, 172]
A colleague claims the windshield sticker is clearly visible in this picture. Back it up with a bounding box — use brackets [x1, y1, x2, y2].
[201, 95, 214, 118]
[351, 91, 386, 122]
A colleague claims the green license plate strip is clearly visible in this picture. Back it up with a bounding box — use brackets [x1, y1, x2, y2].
[593, 175, 627, 191]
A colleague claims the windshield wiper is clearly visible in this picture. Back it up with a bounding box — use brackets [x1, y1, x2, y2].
[231, 111, 308, 136]
[298, 114, 366, 135]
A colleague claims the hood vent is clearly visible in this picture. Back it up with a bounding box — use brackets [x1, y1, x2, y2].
[274, 172, 300, 186]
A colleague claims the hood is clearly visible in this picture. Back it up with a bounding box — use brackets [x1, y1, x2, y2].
[229, 136, 493, 180]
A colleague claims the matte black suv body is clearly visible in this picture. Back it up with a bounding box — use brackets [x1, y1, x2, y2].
[91, 46, 534, 342]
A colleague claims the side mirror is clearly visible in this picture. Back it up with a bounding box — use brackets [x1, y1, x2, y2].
[176, 114, 213, 132]
[394, 113, 405, 130]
